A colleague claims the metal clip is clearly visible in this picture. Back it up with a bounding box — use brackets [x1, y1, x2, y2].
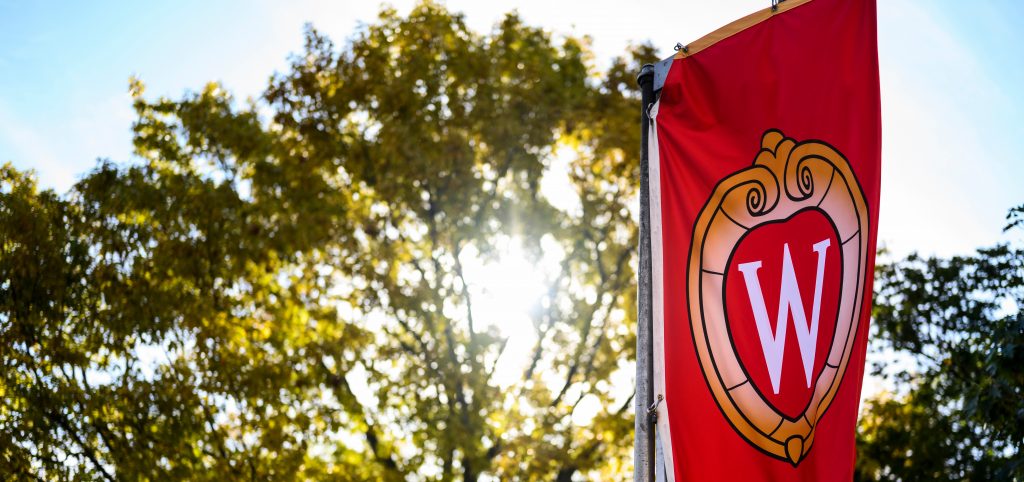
[647, 394, 664, 425]
[772, 0, 781, 12]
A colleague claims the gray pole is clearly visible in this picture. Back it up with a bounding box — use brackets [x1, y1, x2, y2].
[634, 63, 657, 482]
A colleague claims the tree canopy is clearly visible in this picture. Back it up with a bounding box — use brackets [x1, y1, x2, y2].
[856, 206, 1024, 481]
[1, 2, 657, 480]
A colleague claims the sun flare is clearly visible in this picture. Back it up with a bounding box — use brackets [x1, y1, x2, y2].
[459, 236, 564, 388]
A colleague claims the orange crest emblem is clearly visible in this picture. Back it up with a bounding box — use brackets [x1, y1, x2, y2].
[687, 130, 870, 465]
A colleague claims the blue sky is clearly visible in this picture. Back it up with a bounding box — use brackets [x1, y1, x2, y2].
[1, 0, 1022, 256]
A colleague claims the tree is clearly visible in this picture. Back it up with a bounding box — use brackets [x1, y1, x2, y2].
[0, 2, 659, 480]
[856, 205, 1024, 481]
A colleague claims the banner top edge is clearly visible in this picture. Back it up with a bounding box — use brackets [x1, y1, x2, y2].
[673, 0, 814, 60]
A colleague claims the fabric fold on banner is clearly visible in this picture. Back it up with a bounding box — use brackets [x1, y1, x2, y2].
[649, 0, 881, 480]
[648, 99, 676, 479]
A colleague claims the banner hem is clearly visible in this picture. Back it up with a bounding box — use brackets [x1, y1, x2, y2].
[674, 0, 814, 59]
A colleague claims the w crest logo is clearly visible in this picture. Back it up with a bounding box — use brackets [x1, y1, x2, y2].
[737, 239, 831, 395]
[686, 130, 870, 466]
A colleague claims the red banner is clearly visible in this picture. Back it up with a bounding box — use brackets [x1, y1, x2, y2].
[649, 0, 880, 480]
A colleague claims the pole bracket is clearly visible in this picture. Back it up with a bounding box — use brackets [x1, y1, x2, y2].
[647, 394, 664, 425]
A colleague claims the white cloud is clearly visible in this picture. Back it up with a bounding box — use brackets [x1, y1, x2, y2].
[0, 100, 74, 191]
[0, 89, 138, 194]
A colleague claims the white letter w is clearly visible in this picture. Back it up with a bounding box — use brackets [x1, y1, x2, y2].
[736, 239, 831, 395]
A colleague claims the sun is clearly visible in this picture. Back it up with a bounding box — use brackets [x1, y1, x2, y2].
[459, 235, 564, 387]
[463, 241, 545, 330]
[460, 237, 563, 333]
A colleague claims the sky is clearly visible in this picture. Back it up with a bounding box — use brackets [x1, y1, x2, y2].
[2, 1, 1023, 258]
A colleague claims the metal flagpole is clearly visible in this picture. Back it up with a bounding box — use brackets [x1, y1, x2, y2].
[635, 62, 657, 482]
